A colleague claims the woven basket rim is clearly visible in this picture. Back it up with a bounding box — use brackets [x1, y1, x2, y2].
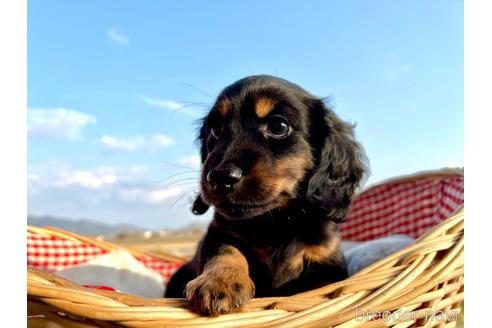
[27, 207, 464, 327]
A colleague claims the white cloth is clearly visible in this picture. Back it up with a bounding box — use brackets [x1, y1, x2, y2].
[57, 249, 165, 298]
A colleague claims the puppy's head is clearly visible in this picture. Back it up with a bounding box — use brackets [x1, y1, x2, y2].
[193, 75, 367, 221]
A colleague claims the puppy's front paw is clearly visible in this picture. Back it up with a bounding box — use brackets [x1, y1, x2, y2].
[185, 265, 255, 316]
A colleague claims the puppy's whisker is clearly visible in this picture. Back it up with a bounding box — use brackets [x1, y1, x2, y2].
[171, 103, 211, 116]
[176, 101, 212, 107]
[169, 188, 199, 209]
[170, 196, 185, 209]
[177, 194, 196, 209]
[160, 178, 199, 189]
[158, 171, 200, 184]
[169, 193, 190, 209]
[182, 82, 214, 99]
[166, 181, 199, 189]
[162, 162, 201, 171]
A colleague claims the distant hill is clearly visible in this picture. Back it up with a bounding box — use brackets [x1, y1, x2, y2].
[173, 220, 209, 233]
[27, 215, 144, 237]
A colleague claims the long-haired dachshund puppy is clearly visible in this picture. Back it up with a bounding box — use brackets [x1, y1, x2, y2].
[165, 75, 367, 316]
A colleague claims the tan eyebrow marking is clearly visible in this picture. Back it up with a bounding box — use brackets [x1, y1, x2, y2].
[255, 97, 277, 118]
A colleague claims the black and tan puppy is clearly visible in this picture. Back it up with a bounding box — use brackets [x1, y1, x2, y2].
[165, 75, 367, 316]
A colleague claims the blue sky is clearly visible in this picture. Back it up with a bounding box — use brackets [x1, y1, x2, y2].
[27, 0, 463, 229]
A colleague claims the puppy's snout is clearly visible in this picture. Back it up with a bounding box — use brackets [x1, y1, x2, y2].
[207, 165, 242, 193]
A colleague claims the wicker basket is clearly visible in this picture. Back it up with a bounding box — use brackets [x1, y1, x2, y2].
[27, 170, 464, 327]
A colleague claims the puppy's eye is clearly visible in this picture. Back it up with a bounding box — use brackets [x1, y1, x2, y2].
[266, 115, 290, 138]
[210, 126, 222, 139]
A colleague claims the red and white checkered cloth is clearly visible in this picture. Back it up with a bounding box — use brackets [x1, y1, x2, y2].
[27, 232, 182, 285]
[340, 173, 464, 241]
[27, 232, 109, 272]
[134, 254, 183, 282]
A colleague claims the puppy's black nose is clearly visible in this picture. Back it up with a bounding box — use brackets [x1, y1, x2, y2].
[207, 166, 242, 192]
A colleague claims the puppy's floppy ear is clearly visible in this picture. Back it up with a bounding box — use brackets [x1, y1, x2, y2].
[306, 99, 368, 223]
[191, 118, 210, 215]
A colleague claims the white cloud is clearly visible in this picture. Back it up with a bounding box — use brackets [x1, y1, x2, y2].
[29, 162, 194, 208]
[27, 162, 207, 229]
[136, 94, 204, 117]
[138, 95, 183, 110]
[53, 167, 119, 190]
[148, 187, 185, 203]
[152, 134, 175, 147]
[100, 134, 174, 152]
[28, 108, 97, 140]
[106, 28, 129, 45]
[100, 135, 145, 151]
[28, 163, 146, 191]
[57, 171, 117, 189]
[178, 154, 201, 169]
[120, 185, 188, 204]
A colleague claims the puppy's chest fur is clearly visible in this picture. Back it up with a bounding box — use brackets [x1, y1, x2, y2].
[220, 218, 345, 295]
[251, 236, 342, 289]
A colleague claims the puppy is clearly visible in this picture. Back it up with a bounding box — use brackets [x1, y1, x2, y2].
[165, 75, 367, 316]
